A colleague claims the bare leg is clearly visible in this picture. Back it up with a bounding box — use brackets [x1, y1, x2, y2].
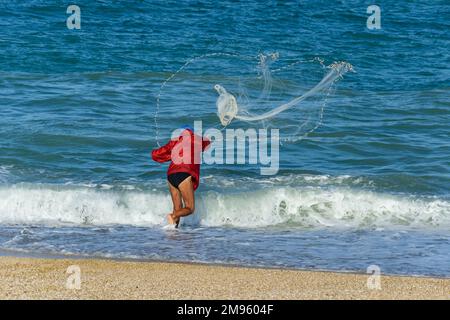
[167, 182, 183, 226]
[171, 176, 195, 221]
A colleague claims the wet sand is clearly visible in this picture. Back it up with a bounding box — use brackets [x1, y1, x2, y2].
[0, 256, 448, 299]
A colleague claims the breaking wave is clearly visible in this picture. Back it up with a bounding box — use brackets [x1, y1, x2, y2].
[0, 183, 449, 230]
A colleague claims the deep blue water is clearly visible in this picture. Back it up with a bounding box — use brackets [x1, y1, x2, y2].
[0, 1, 449, 276]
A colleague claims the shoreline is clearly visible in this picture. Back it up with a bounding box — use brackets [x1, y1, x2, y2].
[2, 249, 448, 280]
[0, 256, 448, 299]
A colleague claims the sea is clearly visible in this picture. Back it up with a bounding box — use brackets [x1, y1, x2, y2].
[0, 0, 449, 277]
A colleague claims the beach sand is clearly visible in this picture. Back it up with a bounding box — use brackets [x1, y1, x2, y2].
[0, 256, 448, 300]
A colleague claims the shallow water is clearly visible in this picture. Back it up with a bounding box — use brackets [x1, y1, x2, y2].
[0, 1, 449, 276]
[0, 224, 449, 277]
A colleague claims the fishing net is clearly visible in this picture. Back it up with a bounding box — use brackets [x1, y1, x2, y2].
[155, 52, 353, 145]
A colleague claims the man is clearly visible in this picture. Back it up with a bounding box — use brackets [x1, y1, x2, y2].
[151, 126, 210, 227]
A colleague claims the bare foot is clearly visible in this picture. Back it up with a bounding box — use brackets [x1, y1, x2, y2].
[167, 214, 176, 225]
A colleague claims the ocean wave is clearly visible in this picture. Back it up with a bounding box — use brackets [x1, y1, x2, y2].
[0, 184, 449, 230]
[202, 174, 370, 190]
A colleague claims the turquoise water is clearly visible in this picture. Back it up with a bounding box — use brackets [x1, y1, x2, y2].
[0, 1, 449, 276]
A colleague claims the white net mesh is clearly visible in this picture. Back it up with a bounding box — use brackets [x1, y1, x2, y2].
[215, 60, 353, 124]
[214, 84, 238, 126]
[155, 52, 353, 144]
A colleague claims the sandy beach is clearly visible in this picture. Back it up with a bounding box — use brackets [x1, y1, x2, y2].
[0, 256, 448, 300]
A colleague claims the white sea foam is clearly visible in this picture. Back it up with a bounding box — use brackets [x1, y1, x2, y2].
[0, 184, 171, 226]
[193, 188, 450, 229]
[0, 184, 449, 230]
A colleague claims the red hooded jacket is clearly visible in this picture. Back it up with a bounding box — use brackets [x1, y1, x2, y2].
[151, 129, 210, 190]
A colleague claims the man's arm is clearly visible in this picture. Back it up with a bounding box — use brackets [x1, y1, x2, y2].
[151, 139, 178, 163]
